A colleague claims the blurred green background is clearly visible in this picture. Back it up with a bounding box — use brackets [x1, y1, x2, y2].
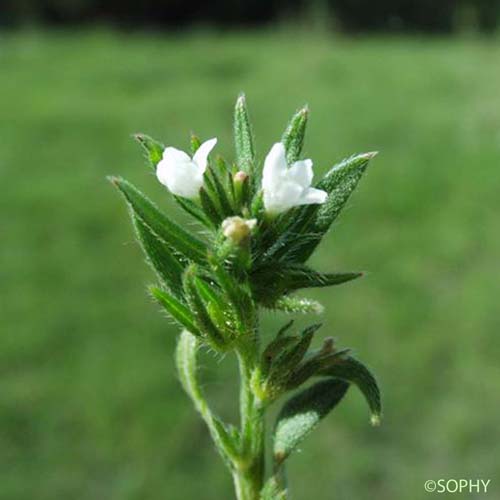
[2, 27, 500, 500]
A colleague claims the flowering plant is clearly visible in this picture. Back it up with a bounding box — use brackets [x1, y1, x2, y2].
[110, 94, 381, 500]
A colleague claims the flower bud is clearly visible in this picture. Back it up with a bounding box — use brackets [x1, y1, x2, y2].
[221, 216, 256, 244]
[233, 171, 248, 184]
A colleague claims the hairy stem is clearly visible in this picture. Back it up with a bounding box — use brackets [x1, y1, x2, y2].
[234, 350, 265, 500]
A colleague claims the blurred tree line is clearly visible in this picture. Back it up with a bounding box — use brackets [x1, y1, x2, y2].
[1, 0, 499, 33]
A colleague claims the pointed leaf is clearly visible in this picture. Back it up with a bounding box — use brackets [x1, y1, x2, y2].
[173, 195, 211, 227]
[252, 263, 362, 299]
[234, 93, 255, 178]
[110, 177, 207, 264]
[183, 265, 227, 349]
[269, 324, 320, 382]
[270, 296, 324, 315]
[273, 379, 349, 465]
[149, 286, 201, 336]
[133, 214, 184, 295]
[134, 133, 164, 170]
[319, 355, 382, 425]
[199, 187, 222, 227]
[314, 152, 377, 233]
[190, 133, 201, 155]
[271, 152, 376, 263]
[207, 167, 234, 217]
[281, 106, 308, 164]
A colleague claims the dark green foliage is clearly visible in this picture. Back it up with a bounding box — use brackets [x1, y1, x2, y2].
[251, 263, 362, 303]
[110, 177, 208, 264]
[267, 324, 320, 384]
[182, 265, 227, 348]
[132, 214, 184, 296]
[173, 195, 212, 227]
[273, 379, 350, 465]
[199, 187, 223, 227]
[319, 355, 382, 425]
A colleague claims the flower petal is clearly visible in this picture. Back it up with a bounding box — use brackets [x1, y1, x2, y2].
[157, 158, 204, 198]
[263, 142, 287, 188]
[300, 187, 328, 205]
[264, 180, 303, 214]
[287, 159, 313, 188]
[193, 137, 217, 173]
[162, 147, 191, 163]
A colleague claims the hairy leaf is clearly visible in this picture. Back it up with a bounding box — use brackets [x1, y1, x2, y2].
[268, 152, 376, 264]
[234, 93, 256, 180]
[176, 330, 239, 466]
[199, 187, 222, 227]
[110, 177, 207, 264]
[273, 379, 349, 464]
[261, 476, 287, 500]
[270, 296, 324, 315]
[269, 324, 320, 382]
[134, 133, 164, 170]
[133, 214, 184, 295]
[149, 286, 201, 336]
[319, 355, 382, 425]
[252, 263, 362, 299]
[183, 265, 227, 349]
[173, 195, 211, 227]
[281, 105, 308, 164]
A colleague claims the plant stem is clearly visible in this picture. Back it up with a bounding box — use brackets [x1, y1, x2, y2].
[234, 350, 265, 500]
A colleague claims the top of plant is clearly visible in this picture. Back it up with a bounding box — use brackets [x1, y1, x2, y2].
[110, 94, 376, 328]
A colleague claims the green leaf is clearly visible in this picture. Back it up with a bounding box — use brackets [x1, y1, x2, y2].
[182, 265, 227, 349]
[261, 476, 287, 500]
[281, 105, 308, 164]
[134, 133, 164, 170]
[270, 296, 324, 315]
[252, 263, 362, 300]
[234, 93, 255, 178]
[149, 286, 201, 336]
[173, 195, 211, 227]
[270, 152, 376, 263]
[195, 277, 236, 337]
[269, 324, 320, 383]
[208, 254, 255, 333]
[176, 330, 239, 466]
[190, 133, 201, 155]
[273, 379, 349, 465]
[199, 187, 222, 227]
[207, 167, 234, 217]
[132, 214, 184, 295]
[314, 152, 377, 232]
[109, 177, 207, 264]
[319, 355, 382, 426]
[261, 335, 299, 377]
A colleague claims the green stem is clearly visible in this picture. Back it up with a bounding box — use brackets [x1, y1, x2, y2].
[235, 350, 265, 500]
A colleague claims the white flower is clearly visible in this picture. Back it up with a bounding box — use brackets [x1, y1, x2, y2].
[262, 142, 327, 214]
[156, 138, 217, 198]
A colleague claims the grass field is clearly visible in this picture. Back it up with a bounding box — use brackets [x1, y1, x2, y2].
[1, 30, 500, 500]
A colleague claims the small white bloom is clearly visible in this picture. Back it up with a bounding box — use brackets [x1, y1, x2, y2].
[156, 138, 217, 198]
[222, 216, 257, 244]
[262, 142, 327, 214]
